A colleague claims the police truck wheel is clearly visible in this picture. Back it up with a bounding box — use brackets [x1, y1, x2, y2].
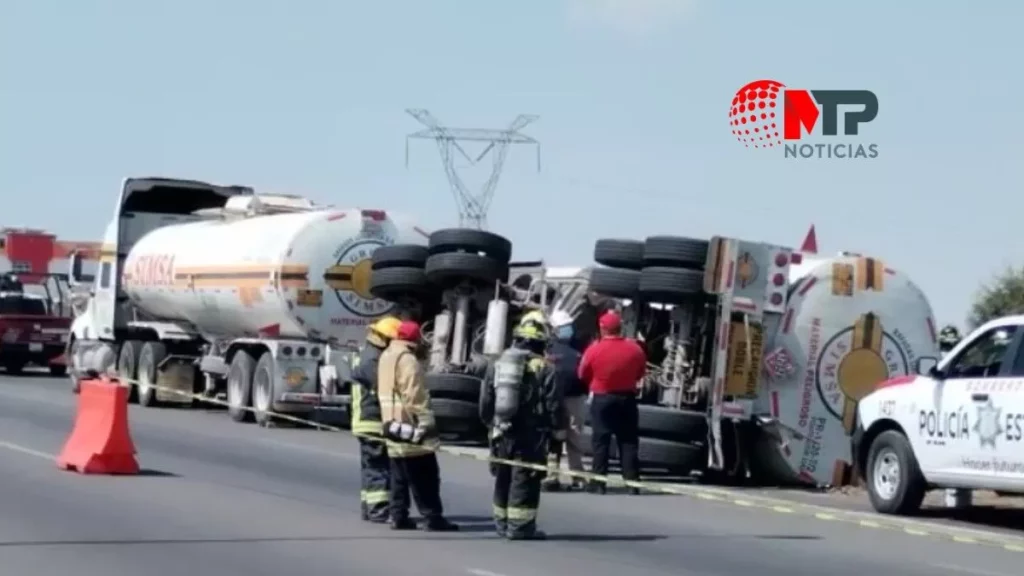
[428, 228, 513, 263]
[643, 236, 709, 269]
[117, 340, 142, 404]
[639, 267, 704, 305]
[137, 341, 168, 408]
[425, 372, 483, 401]
[866, 430, 926, 515]
[593, 239, 644, 270]
[252, 352, 275, 426]
[424, 253, 508, 286]
[589, 268, 641, 299]
[227, 351, 256, 423]
[370, 267, 431, 301]
[637, 405, 709, 443]
[372, 244, 430, 270]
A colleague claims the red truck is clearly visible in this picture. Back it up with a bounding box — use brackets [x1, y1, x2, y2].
[0, 273, 72, 375]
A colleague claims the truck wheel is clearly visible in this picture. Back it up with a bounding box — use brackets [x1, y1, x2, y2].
[117, 340, 142, 403]
[4, 361, 25, 375]
[227, 351, 256, 423]
[370, 267, 431, 301]
[637, 437, 703, 474]
[428, 228, 513, 264]
[637, 405, 708, 442]
[866, 430, 927, 515]
[594, 239, 644, 270]
[252, 352, 275, 426]
[639, 267, 703, 305]
[432, 398, 484, 439]
[425, 372, 483, 402]
[137, 341, 168, 408]
[589, 267, 640, 299]
[424, 253, 508, 286]
[643, 236, 709, 269]
[372, 244, 429, 270]
[68, 337, 81, 394]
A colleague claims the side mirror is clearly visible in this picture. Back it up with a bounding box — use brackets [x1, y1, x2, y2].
[914, 357, 939, 377]
[68, 251, 85, 286]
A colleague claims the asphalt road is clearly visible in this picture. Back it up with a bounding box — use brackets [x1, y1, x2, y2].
[1, 372, 1022, 576]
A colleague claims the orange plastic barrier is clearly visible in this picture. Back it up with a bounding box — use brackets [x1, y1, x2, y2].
[56, 376, 139, 475]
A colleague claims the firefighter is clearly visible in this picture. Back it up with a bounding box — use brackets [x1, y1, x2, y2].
[480, 312, 564, 540]
[938, 325, 962, 357]
[350, 315, 401, 523]
[377, 320, 459, 532]
[541, 310, 586, 492]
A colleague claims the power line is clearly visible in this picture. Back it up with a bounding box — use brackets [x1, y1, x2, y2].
[405, 109, 541, 230]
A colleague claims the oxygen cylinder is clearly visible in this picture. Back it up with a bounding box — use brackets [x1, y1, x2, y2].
[493, 347, 529, 422]
[483, 299, 509, 356]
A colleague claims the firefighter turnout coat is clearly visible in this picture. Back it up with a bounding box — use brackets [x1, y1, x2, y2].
[377, 339, 439, 458]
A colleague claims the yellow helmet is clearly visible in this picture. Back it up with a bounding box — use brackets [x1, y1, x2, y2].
[369, 316, 401, 340]
[513, 310, 550, 341]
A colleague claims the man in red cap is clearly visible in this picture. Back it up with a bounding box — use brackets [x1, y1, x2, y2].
[377, 320, 458, 531]
[577, 310, 646, 494]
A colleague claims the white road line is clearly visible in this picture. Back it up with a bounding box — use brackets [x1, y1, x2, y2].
[255, 438, 357, 460]
[466, 569, 509, 576]
[929, 562, 1012, 576]
[0, 439, 54, 460]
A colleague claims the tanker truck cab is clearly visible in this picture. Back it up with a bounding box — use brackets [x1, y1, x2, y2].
[68, 177, 427, 427]
[856, 316, 1024, 515]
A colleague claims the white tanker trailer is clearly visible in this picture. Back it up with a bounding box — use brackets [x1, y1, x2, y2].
[67, 177, 427, 425]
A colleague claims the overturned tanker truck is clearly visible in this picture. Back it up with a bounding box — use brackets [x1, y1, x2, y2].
[586, 228, 941, 486]
[368, 228, 591, 441]
[65, 177, 427, 427]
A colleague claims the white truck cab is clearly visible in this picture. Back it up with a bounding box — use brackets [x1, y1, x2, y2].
[856, 315, 1024, 514]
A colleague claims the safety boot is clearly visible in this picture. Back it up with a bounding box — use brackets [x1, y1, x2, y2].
[390, 517, 417, 531]
[507, 530, 547, 541]
[422, 517, 460, 532]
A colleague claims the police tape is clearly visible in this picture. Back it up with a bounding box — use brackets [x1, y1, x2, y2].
[86, 372, 1024, 552]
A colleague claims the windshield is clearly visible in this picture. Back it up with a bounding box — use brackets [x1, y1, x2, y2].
[0, 296, 47, 316]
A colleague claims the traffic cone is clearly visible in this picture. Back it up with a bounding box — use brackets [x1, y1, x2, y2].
[56, 376, 140, 474]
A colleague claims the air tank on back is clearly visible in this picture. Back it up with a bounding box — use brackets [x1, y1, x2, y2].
[122, 195, 427, 348]
[752, 252, 940, 486]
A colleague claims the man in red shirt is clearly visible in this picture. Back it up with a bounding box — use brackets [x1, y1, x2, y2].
[577, 310, 646, 494]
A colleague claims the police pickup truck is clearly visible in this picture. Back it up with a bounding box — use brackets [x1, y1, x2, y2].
[855, 315, 1024, 514]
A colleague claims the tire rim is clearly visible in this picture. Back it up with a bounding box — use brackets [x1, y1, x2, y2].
[253, 368, 272, 415]
[138, 353, 152, 400]
[68, 341, 80, 388]
[872, 448, 901, 500]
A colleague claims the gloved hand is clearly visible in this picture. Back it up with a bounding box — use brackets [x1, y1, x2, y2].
[553, 429, 567, 442]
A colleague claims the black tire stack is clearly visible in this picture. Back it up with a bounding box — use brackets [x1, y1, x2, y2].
[586, 235, 712, 474]
[371, 228, 513, 441]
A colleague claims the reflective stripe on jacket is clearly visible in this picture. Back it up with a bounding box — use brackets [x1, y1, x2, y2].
[351, 343, 384, 436]
[377, 340, 438, 458]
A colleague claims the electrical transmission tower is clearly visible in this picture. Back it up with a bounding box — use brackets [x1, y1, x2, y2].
[405, 109, 540, 230]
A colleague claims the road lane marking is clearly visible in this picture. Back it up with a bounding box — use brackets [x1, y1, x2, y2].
[467, 569, 508, 576]
[928, 562, 1012, 576]
[0, 439, 53, 460]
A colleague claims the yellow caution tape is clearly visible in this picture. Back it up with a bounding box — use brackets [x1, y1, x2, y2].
[84, 372, 1024, 552]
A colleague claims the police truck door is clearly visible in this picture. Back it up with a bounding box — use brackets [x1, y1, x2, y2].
[929, 324, 1020, 485]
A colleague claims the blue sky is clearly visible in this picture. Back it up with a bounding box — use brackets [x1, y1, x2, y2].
[1, 0, 1019, 327]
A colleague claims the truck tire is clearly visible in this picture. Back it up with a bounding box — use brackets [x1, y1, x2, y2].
[579, 428, 702, 474]
[866, 430, 927, 515]
[426, 372, 483, 401]
[637, 405, 708, 442]
[252, 352, 275, 426]
[137, 341, 168, 408]
[639, 267, 703, 305]
[227, 351, 256, 423]
[3, 361, 25, 375]
[589, 268, 640, 299]
[117, 340, 142, 404]
[370, 267, 431, 300]
[429, 228, 513, 263]
[432, 398, 484, 438]
[594, 239, 644, 270]
[425, 252, 508, 286]
[643, 236, 709, 269]
[372, 244, 429, 270]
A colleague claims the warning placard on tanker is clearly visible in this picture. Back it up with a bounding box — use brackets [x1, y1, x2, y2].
[725, 321, 764, 398]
